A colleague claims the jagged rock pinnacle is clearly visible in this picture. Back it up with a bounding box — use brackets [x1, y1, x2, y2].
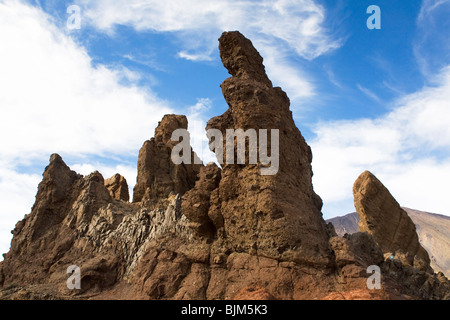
[219, 31, 272, 86]
[201, 31, 332, 265]
[353, 170, 431, 269]
[133, 114, 202, 203]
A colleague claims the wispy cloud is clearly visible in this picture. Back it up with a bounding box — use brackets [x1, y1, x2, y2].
[312, 66, 450, 218]
[78, 0, 340, 60]
[324, 65, 343, 89]
[76, 0, 342, 102]
[177, 51, 214, 62]
[414, 0, 450, 78]
[356, 84, 382, 103]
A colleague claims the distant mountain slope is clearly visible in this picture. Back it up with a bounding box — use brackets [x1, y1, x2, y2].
[327, 208, 450, 278]
[327, 212, 360, 237]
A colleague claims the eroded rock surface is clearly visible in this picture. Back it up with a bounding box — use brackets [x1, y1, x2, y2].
[105, 174, 129, 202]
[1, 32, 449, 301]
[203, 31, 332, 266]
[353, 171, 431, 270]
[133, 114, 202, 203]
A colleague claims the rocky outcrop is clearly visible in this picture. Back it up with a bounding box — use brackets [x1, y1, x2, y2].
[181, 163, 222, 238]
[353, 171, 431, 270]
[133, 115, 202, 203]
[0, 154, 193, 296]
[327, 209, 450, 278]
[1, 32, 449, 301]
[202, 31, 332, 266]
[105, 174, 129, 202]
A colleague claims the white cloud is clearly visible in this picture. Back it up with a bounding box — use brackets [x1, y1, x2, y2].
[0, 164, 40, 258]
[311, 66, 450, 219]
[77, 0, 341, 102]
[79, 0, 339, 59]
[0, 0, 173, 163]
[177, 51, 214, 62]
[255, 42, 316, 100]
[0, 0, 176, 258]
[186, 98, 217, 165]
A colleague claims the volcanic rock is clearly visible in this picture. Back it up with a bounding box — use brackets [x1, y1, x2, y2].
[327, 209, 450, 278]
[105, 174, 129, 202]
[133, 114, 202, 203]
[1, 31, 449, 301]
[181, 163, 222, 237]
[205, 31, 332, 265]
[353, 171, 431, 270]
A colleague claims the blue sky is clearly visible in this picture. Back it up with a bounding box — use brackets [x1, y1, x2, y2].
[1, 0, 450, 257]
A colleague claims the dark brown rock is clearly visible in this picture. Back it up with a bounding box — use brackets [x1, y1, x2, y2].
[205, 31, 332, 265]
[181, 163, 222, 237]
[133, 115, 202, 203]
[104, 174, 129, 202]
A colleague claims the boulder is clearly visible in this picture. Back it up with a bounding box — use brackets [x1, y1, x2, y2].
[353, 170, 431, 270]
[104, 173, 129, 202]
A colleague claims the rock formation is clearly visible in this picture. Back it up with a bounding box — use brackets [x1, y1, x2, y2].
[1, 32, 449, 300]
[201, 31, 332, 265]
[105, 174, 129, 202]
[181, 163, 222, 238]
[353, 171, 431, 270]
[327, 209, 450, 278]
[133, 114, 202, 203]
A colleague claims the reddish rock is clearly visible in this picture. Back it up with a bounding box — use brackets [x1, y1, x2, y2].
[1, 32, 449, 301]
[234, 286, 277, 300]
[204, 31, 332, 265]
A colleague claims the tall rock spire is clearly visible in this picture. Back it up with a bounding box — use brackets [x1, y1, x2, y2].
[199, 31, 332, 265]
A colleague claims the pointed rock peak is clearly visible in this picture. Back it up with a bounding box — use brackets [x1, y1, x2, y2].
[353, 170, 391, 201]
[154, 114, 188, 145]
[133, 114, 202, 203]
[46, 153, 71, 172]
[49, 153, 63, 164]
[354, 170, 380, 189]
[353, 170, 431, 270]
[219, 31, 272, 86]
[202, 31, 332, 265]
[86, 170, 105, 184]
[43, 153, 77, 184]
[105, 173, 130, 202]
